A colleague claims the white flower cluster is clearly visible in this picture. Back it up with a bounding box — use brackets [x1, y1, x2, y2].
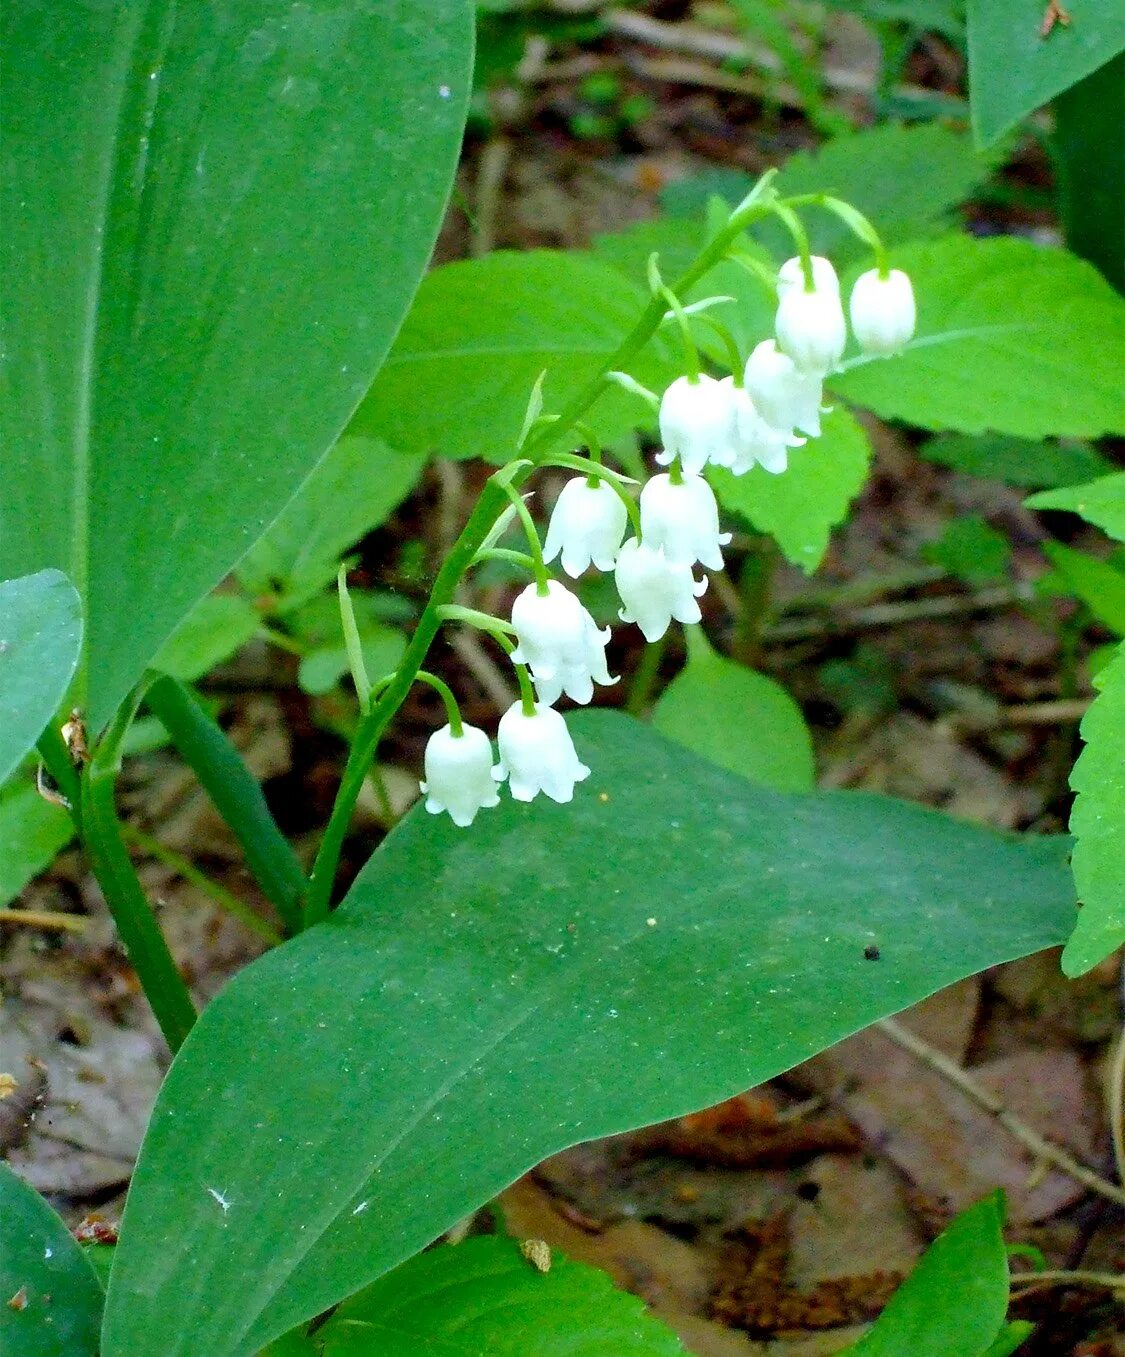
[420, 253, 915, 826]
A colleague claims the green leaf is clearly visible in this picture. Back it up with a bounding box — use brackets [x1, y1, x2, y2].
[348, 251, 680, 460]
[0, 778, 75, 906]
[0, 2, 473, 731]
[842, 1192, 1011, 1356]
[297, 625, 407, 697]
[316, 1236, 686, 1356]
[103, 712, 1075, 1356]
[0, 570, 83, 787]
[922, 434, 1112, 489]
[709, 407, 872, 573]
[1062, 642, 1125, 975]
[833, 237, 1125, 440]
[0, 1162, 103, 1357]
[152, 595, 261, 683]
[237, 439, 428, 606]
[1027, 473, 1125, 542]
[921, 516, 1012, 584]
[967, 0, 1125, 146]
[653, 630, 814, 791]
[1041, 543, 1125, 635]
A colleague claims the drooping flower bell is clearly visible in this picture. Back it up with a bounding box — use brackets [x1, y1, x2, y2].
[774, 256, 847, 376]
[420, 723, 500, 828]
[744, 339, 825, 437]
[543, 476, 628, 578]
[639, 473, 731, 570]
[708, 377, 797, 476]
[493, 702, 591, 804]
[614, 538, 708, 642]
[510, 579, 616, 707]
[777, 254, 840, 297]
[849, 267, 916, 356]
[656, 373, 735, 476]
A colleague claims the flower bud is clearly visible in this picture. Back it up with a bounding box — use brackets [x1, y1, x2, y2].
[614, 538, 708, 643]
[777, 255, 840, 297]
[493, 703, 591, 804]
[656, 373, 736, 476]
[744, 339, 825, 437]
[775, 282, 847, 376]
[849, 268, 916, 356]
[420, 723, 500, 828]
[640, 473, 731, 570]
[510, 579, 616, 707]
[542, 476, 628, 578]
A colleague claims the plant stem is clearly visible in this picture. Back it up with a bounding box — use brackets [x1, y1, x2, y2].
[626, 634, 666, 716]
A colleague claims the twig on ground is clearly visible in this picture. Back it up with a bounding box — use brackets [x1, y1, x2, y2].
[879, 1016, 1125, 1209]
[0, 908, 85, 933]
[1009, 1268, 1123, 1295]
[764, 583, 1036, 642]
[939, 698, 1091, 735]
[1110, 1024, 1125, 1189]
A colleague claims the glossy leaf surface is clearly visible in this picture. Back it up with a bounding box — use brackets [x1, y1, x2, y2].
[105, 712, 1075, 1356]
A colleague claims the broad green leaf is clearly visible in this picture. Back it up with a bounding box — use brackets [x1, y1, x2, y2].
[1027, 473, 1125, 542]
[0, 1162, 103, 1357]
[653, 630, 814, 791]
[297, 625, 407, 697]
[1041, 543, 1125, 635]
[923, 434, 1112, 489]
[152, 594, 261, 683]
[237, 439, 428, 606]
[0, 778, 75, 905]
[316, 1236, 685, 1356]
[967, 0, 1125, 146]
[921, 516, 1012, 584]
[0, 2, 473, 731]
[843, 1193, 1011, 1355]
[709, 408, 872, 573]
[104, 712, 1075, 1356]
[0, 570, 83, 787]
[348, 251, 680, 460]
[1062, 642, 1125, 975]
[833, 237, 1125, 439]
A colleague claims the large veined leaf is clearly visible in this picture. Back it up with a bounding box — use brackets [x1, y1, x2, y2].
[1061, 642, 1125, 976]
[832, 236, 1125, 440]
[842, 1193, 1014, 1356]
[0, 1163, 103, 1357]
[0, 778, 75, 905]
[967, 0, 1125, 146]
[314, 1237, 685, 1355]
[709, 408, 872, 573]
[0, 570, 83, 787]
[104, 712, 1075, 1356]
[348, 251, 681, 460]
[0, 1, 472, 730]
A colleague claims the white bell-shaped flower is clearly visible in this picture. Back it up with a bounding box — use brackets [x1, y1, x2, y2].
[849, 267, 916, 356]
[510, 579, 615, 707]
[493, 702, 591, 804]
[777, 254, 840, 297]
[656, 373, 736, 476]
[640, 473, 731, 570]
[714, 378, 797, 476]
[744, 339, 825, 436]
[542, 476, 628, 578]
[615, 538, 708, 643]
[775, 280, 847, 376]
[420, 723, 500, 828]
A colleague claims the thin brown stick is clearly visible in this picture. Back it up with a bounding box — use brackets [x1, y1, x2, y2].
[1109, 1025, 1125, 1189]
[0, 907, 85, 933]
[879, 1017, 1125, 1209]
[1009, 1268, 1123, 1294]
[764, 583, 1036, 641]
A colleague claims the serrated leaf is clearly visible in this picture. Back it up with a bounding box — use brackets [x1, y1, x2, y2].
[708, 407, 871, 573]
[842, 1193, 1011, 1356]
[1062, 642, 1125, 975]
[0, 2, 472, 729]
[1041, 543, 1125, 635]
[0, 778, 75, 906]
[0, 570, 83, 787]
[1027, 473, 1125, 542]
[653, 630, 814, 790]
[103, 711, 1075, 1356]
[152, 594, 261, 683]
[315, 1236, 685, 1356]
[833, 236, 1125, 439]
[967, 0, 1125, 146]
[922, 434, 1112, 489]
[237, 439, 427, 605]
[0, 1162, 103, 1357]
[348, 252, 680, 461]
